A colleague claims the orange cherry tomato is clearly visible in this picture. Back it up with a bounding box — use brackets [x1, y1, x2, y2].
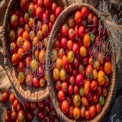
[79, 46, 87, 57]
[22, 31, 29, 40]
[80, 106, 86, 118]
[9, 93, 15, 103]
[39, 50, 46, 62]
[81, 96, 89, 107]
[98, 70, 105, 85]
[73, 107, 81, 120]
[104, 61, 112, 75]
[83, 34, 91, 48]
[93, 60, 100, 70]
[42, 24, 48, 36]
[93, 69, 98, 79]
[84, 80, 90, 95]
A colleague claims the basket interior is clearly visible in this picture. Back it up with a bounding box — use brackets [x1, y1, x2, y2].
[46, 3, 116, 122]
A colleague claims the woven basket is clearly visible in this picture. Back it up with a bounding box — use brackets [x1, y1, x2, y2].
[46, 2, 116, 122]
[0, 0, 67, 102]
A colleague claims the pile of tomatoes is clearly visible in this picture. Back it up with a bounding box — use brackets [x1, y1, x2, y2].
[52, 6, 112, 120]
[1, 91, 60, 122]
[1, 91, 26, 122]
[9, 0, 63, 88]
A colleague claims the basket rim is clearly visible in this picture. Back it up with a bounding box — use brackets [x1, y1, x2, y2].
[1, 0, 68, 102]
[46, 2, 116, 122]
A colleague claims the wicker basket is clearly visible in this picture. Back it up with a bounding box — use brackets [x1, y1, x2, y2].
[46, 2, 116, 122]
[0, 0, 67, 102]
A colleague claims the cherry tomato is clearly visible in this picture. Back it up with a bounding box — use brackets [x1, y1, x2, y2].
[73, 107, 80, 120]
[68, 17, 74, 28]
[93, 69, 98, 79]
[89, 105, 96, 118]
[10, 13, 18, 28]
[51, 2, 57, 13]
[81, 96, 89, 107]
[11, 53, 19, 65]
[39, 50, 46, 62]
[62, 82, 68, 93]
[104, 61, 112, 75]
[18, 72, 25, 83]
[2, 91, 9, 103]
[79, 26, 85, 37]
[87, 12, 93, 24]
[61, 100, 69, 114]
[23, 40, 30, 52]
[68, 28, 75, 40]
[96, 103, 102, 113]
[79, 87, 84, 96]
[17, 36, 23, 47]
[83, 33, 91, 48]
[80, 106, 86, 118]
[10, 42, 17, 53]
[28, 2, 35, 17]
[9, 29, 16, 42]
[99, 95, 105, 106]
[61, 24, 69, 37]
[67, 40, 73, 51]
[56, 58, 62, 69]
[55, 6, 62, 17]
[78, 64, 85, 75]
[97, 70, 105, 85]
[73, 94, 81, 107]
[17, 48, 24, 59]
[79, 46, 87, 57]
[60, 68, 67, 81]
[85, 64, 93, 79]
[9, 93, 15, 103]
[67, 51, 74, 63]
[85, 110, 90, 120]
[53, 68, 60, 80]
[81, 7, 89, 19]
[84, 80, 90, 95]
[36, 7, 43, 19]
[74, 11, 82, 24]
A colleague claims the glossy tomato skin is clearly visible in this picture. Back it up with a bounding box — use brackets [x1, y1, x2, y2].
[68, 28, 75, 40]
[67, 40, 73, 51]
[62, 82, 68, 93]
[68, 85, 73, 94]
[58, 48, 65, 59]
[89, 105, 96, 118]
[36, 7, 43, 19]
[51, 2, 57, 13]
[58, 90, 65, 101]
[74, 11, 82, 24]
[85, 64, 93, 79]
[55, 6, 62, 17]
[61, 37, 67, 49]
[74, 85, 79, 94]
[79, 26, 85, 37]
[73, 43, 79, 55]
[76, 74, 84, 86]
[81, 7, 89, 19]
[61, 100, 69, 114]
[11, 53, 19, 65]
[61, 24, 69, 37]
[90, 80, 98, 91]
[62, 55, 68, 69]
